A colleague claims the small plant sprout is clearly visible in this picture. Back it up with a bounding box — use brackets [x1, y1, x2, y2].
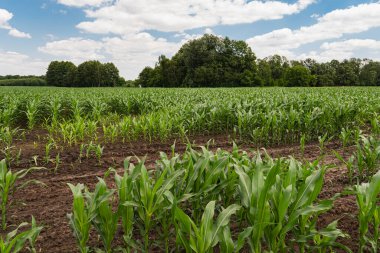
[54, 153, 61, 173]
[44, 142, 54, 164]
[0, 160, 44, 229]
[300, 133, 306, 158]
[0, 217, 43, 253]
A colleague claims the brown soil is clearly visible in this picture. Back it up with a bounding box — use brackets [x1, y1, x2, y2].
[1, 131, 361, 252]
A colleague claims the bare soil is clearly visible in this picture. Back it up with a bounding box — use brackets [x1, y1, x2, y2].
[2, 131, 360, 252]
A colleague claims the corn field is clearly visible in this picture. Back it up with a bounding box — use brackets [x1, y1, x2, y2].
[0, 86, 379, 252]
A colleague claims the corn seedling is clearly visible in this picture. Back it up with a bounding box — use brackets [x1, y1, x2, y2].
[86, 178, 118, 253]
[44, 142, 54, 164]
[126, 162, 184, 252]
[0, 218, 43, 253]
[67, 183, 92, 253]
[174, 201, 240, 253]
[54, 153, 60, 173]
[355, 135, 380, 181]
[333, 151, 356, 184]
[340, 127, 352, 153]
[0, 159, 43, 230]
[300, 133, 306, 158]
[354, 170, 380, 253]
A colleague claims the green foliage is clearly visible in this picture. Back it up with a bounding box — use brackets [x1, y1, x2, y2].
[0, 78, 46, 87]
[354, 170, 380, 253]
[67, 183, 92, 253]
[284, 65, 312, 87]
[0, 87, 377, 145]
[0, 218, 43, 253]
[0, 159, 43, 230]
[174, 201, 240, 253]
[46, 61, 77, 87]
[137, 34, 257, 87]
[46, 60, 122, 87]
[67, 145, 349, 253]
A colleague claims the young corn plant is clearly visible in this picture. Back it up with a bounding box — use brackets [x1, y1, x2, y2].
[333, 151, 355, 184]
[174, 200, 240, 253]
[0, 159, 43, 230]
[112, 159, 141, 251]
[0, 218, 43, 253]
[86, 178, 118, 253]
[67, 183, 92, 253]
[354, 170, 380, 253]
[355, 135, 380, 181]
[95, 144, 104, 165]
[26, 99, 39, 129]
[300, 133, 306, 159]
[236, 155, 346, 253]
[54, 153, 60, 173]
[44, 142, 54, 164]
[126, 162, 184, 252]
[340, 127, 353, 154]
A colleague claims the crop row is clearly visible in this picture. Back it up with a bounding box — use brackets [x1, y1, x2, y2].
[1, 87, 380, 146]
[66, 142, 380, 253]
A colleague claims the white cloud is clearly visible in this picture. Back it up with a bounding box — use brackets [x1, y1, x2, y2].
[0, 9, 12, 29]
[0, 51, 48, 75]
[57, 0, 110, 7]
[37, 34, 182, 78]
[247, 2, 380, 58]
[38, 37, 104, 63]
[298, 39, 380, 62]
[102, 33, 183, 78]
[67, 0, 316, 35]
[8, 28, 32, 39]
[0, 8, 31, 39]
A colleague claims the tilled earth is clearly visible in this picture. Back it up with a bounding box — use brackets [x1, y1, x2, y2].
[2, 131, 360, 252]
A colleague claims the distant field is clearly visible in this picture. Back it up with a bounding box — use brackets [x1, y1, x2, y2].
[1, 86, 379, 145]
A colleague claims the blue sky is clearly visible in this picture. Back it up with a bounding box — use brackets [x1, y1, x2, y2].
[1, 0, 380, 78]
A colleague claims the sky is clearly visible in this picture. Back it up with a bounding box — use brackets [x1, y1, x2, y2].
[1, 0, 380, 79]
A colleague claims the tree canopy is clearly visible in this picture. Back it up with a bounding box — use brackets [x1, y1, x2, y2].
[43, 35, 380, 87]
[136, 34, 380, 87]
[46, 60, 125, 87]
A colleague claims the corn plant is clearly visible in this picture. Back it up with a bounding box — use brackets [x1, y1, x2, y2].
[318, 133, 331, 157]
[174, 201, 240, 253]
[0, 159, 43, 230]
[86, 178, 118, 253]
[355, 135, 380, 181]
[95, 144, 104, 164]
[54, 153, 60, 173]
[67, 183, 92, 253]
[112, 159, 141, 251]
[78, 144, 85, 163]
[354, 170, 380, 253]
[0, 127, 21, 164]
[340, 127, 353, 153]
[235, 155, 346, 253]
[25, 99, 39, 129]
[125, 162, 184, 252]
[300, 133, 306, 158]
[44, 142, 54, 164]
[0, 218, 43, 253]
[334, 151, 355, 184]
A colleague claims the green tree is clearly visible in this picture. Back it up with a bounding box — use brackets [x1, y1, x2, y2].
[360, 60, 380, 86]
[46, 61, 77, 87]
[284, 65, 312, 87]
[138, 34, 257, 87]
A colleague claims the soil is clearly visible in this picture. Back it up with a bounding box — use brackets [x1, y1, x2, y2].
[1, 130, 362, 253]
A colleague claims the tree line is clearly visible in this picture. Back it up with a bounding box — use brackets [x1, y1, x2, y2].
[136, 34, 380, 87]
[46, 60, 126, 87]
[0, 75, 47, 86]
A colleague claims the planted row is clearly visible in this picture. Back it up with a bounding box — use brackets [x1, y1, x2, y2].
[68, 145, 351, 252]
